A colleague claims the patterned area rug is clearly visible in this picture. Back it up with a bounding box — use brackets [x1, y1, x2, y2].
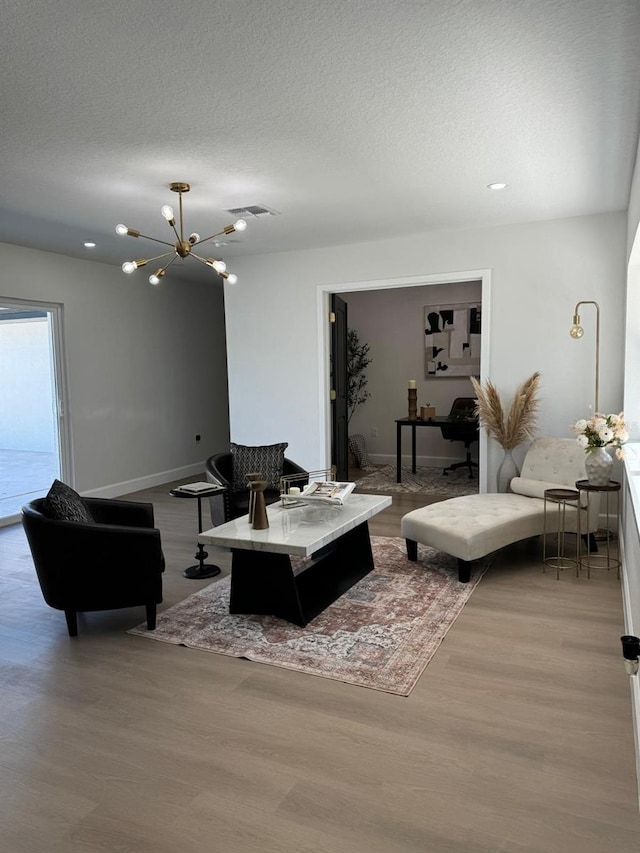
[128, 536, 486, 696]
[355, 463, 478, 497]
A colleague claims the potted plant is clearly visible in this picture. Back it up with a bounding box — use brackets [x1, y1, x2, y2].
[470, 372, 541, 492]
[347, 328, 372, 423]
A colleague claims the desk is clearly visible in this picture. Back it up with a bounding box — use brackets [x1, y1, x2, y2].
[395, 417, 479, 483]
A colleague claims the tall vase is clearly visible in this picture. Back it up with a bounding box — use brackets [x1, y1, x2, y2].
[496, 448, 520, 493]
[584, 446, 613, 486]
[250, 480, 269, 530]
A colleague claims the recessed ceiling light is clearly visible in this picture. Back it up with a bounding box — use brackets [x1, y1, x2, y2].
[487, 182, 508, 190]
[83, 241, 96, 248]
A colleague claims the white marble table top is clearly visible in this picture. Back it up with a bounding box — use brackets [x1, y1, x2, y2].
[199, 493, 392, 557]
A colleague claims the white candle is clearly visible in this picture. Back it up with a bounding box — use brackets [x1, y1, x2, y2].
[408, 380, 417, 389]
[289, 487, 301, 496]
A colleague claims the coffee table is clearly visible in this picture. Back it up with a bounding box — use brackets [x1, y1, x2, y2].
[199, 493, 392, 626]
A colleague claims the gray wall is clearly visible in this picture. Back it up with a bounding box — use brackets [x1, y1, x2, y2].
[0, 242, 230, 494]
[224, 211, 627, 484]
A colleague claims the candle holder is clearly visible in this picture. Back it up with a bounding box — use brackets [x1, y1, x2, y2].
[408, 388, 418, 420]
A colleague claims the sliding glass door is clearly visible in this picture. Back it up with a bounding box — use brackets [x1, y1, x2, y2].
[0, 299, 71, 524]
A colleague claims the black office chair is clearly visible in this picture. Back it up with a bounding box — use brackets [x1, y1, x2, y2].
[441, 397, 479, 479]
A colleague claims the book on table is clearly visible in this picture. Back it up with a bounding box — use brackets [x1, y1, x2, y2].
[282, 480, 356, 506]
[175, 482, 222, 495]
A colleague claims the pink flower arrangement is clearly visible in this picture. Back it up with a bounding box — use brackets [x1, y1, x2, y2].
[571, 412, 628, 459]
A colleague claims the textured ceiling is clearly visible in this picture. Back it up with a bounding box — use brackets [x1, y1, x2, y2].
[1, 0, 639, 283]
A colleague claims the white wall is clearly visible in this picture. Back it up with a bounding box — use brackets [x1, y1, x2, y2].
[0, 242, 230, 494]
[344, 280, 482, 466]
[225, 212, 627, 483]
[0, 317, 57, 452]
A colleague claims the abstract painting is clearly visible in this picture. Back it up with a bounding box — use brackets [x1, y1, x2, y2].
[424, 302, 481, 377]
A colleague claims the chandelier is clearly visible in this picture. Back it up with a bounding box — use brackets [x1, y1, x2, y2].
[116, 182, 247, 285]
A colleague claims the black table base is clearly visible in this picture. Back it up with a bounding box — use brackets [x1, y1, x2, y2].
[228, 521, 374, 626]
[182, 543, 222, 580]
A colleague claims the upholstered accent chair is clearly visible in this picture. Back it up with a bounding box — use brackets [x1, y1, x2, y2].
[402, 437, 600, 582]
[206, 442, 308, 524]
[22, 495, 165, 637]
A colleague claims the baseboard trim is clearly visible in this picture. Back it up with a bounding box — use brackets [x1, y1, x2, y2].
[370, 453, 479, 469]
[82, 463, 206, 499]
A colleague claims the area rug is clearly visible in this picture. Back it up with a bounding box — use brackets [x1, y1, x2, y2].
[128, 536, 486, 696]
[355, 463, 477, 497]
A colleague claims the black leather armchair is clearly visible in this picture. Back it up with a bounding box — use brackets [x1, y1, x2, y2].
[21, 497, 164, 637]
[206, 453, 308, 523]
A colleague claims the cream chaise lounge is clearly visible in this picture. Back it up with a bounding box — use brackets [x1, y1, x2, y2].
[401, 437, 599, 582]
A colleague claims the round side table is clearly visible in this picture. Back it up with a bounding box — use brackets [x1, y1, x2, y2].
[170, 485, 226, 579]
[543, 488, 580, 579]
[575, 479, 621, 579]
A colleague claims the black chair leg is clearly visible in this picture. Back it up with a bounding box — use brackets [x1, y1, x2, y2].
[443, 452, 478, 479]
[457, 560, 471, 583]
[64, 609, 78, 637]
[406, 539, 418, 561]
[145, 603, 157, 630]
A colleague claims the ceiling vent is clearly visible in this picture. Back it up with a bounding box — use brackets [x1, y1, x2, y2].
[225, 204, 280, 219]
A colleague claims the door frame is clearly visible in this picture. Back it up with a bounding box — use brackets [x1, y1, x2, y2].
[316, 268, 492, 494]
[0, 296, 74, 523]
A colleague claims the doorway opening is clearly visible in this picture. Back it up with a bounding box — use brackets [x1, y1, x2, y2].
[0, 299, 72, 525]
[318, 268, 491, 494]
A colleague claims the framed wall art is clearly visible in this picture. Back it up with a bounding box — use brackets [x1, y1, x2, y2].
[424, 302, 481, 377]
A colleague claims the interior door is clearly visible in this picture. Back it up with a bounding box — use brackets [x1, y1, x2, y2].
[330, 294, 348, 481]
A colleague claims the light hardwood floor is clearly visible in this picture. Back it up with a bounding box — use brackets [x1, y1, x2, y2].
[1, 479, 639, 853]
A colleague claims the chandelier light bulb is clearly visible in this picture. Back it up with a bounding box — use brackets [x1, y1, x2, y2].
[227, 273, 238, 285]
[212, 260, 226, 272]
[188, 233, 200, 244]
[122, 261, 137, 274]
[161, 205, 174, 221]
[233, 219, 247, 232]
[149, 274, 160, 285]
[115, 224, 128, 236]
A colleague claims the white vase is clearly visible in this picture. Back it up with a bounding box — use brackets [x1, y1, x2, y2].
[496, 448, 520, 493]
[585, 446, 613, 486]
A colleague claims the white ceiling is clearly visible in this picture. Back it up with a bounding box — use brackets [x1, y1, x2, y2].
[2, 0, 640, 283]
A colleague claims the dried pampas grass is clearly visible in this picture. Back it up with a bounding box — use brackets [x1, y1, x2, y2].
[470, 372, 541, 450]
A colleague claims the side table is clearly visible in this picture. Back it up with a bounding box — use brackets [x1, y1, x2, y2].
[170, 485, 226, 579]
[575, 479, 621, 579]
[542, 488, 580, 579]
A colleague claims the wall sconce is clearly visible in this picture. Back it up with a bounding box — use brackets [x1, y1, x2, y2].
[569, 300, 600, 412]
[621, 635, 640, 676]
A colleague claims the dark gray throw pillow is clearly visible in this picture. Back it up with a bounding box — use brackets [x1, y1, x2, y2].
[230, 442, 288, 492]
[42, 479, 94, 523]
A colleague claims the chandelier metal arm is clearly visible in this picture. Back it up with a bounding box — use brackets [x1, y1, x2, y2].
[143, 250, 177, 265]
[194, 228, 233, 247]
[190, 252, 221, 268]
[128, 232, 176, 249]
[157, 253, 180, 275]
